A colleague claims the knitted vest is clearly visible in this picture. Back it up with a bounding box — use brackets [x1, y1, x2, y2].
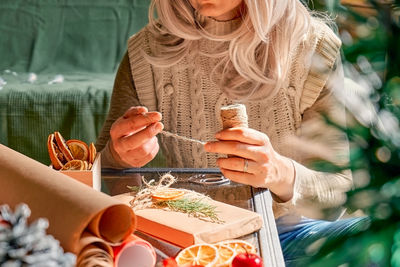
[127, 19, 341, 168]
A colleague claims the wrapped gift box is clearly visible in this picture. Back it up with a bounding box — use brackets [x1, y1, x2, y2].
[114, 193, 263, 248]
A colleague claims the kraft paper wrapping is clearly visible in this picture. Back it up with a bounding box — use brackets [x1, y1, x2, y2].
[114, 193, 263, 248]
[0, 145, 136, 266]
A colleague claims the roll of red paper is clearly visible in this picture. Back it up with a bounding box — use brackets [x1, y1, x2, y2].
[112, 234, 156, 267]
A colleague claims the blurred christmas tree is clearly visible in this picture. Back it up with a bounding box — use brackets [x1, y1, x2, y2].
[307, 0, 400, 265]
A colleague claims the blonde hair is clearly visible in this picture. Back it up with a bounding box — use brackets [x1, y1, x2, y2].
[145, 0, 317, 100]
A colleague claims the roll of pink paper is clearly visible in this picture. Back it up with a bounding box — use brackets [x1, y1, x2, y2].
[112, 234, 156, 267]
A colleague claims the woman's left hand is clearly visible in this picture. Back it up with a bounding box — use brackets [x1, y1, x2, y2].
[204, 127, 295, 202]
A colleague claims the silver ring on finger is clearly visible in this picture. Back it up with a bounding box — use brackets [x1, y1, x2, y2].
[243, 158, 249, 173]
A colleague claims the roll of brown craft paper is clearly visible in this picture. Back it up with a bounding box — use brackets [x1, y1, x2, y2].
[0, 144, 137, 267]
[220, 103, 248, 129]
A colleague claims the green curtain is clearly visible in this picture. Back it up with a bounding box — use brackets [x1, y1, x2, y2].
[0, 0, 150, 73]
[0, 0, 150, 164]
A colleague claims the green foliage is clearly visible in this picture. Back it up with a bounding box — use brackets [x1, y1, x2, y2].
[307, 0, 400, 265]
[155, 198, 224, 223]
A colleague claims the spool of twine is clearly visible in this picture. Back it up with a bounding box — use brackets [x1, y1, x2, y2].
[220, 104, 248, 129]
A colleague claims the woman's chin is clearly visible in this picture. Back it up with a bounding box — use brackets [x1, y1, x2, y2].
[198, 9, 235, 21]
[196, 5, 219, 17]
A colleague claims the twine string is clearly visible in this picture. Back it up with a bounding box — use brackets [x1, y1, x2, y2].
[160, 130, 206, 145]
[129, 173, 210, 211]
[159, 104, 247, 145]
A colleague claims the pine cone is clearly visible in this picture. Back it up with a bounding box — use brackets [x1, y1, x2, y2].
[0, 203, 76, 266]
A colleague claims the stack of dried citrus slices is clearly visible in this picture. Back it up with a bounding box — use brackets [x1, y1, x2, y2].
[172, 240, 257, 267]
[47, 131, 97, 171]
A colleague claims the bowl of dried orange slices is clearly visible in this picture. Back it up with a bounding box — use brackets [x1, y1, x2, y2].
[47, 131, 101, 191]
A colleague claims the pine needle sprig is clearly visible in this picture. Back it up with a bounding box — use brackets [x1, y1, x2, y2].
[154, 198, 225, 224]
[128, 174, 224, 223]
[126, 185, 142, 193]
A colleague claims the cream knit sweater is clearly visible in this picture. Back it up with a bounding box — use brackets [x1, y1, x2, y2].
[97, 17, 352, 220]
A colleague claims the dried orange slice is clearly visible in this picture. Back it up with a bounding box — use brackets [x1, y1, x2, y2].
[54, 131, 73, 162]
[214, 244, 236, 267]
[216, 240, 256, 255]
[47, 133, 64, 170]
[61, 160, 86, 171]
[88, 142, 97, 164]
[175, 244, 219, 267]
[83, 160, 89, 170]
[66, 139, 89, 161]
[151, 188, 185, 201]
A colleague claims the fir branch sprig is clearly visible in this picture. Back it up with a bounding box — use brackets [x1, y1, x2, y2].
[126, 185, 142, 193]
[128, 173, 224, 223]
[154, 198, 225, 224]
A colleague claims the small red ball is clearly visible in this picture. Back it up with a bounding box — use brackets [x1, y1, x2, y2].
[162, 257, 178, 267]
[231, 252, 263, 267]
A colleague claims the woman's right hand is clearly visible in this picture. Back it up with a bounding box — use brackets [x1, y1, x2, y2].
[109, 106, 163, 167]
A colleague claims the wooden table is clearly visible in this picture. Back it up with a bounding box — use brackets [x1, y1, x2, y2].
[102, 168, 284, 267]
